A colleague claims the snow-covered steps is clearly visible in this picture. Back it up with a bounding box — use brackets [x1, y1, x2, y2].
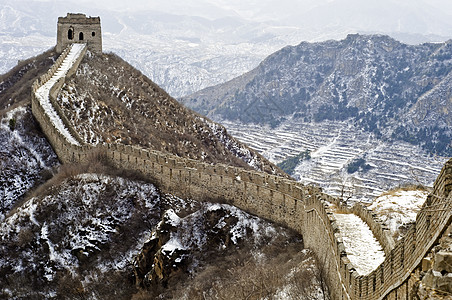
[333, 212, 386, 275]
[368, 189, 429, 239]
[34, 44, 86, 146]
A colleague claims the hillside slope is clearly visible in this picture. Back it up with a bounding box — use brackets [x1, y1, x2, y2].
[57, 51, 283, 176]
[0, 49, 56, 109]
[0, 171, 317, 299]
[182, 34, 452, 156]
[0, 107, 58, 220]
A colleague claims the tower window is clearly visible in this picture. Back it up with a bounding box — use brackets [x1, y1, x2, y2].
[79, 32, 84, 41]
[68, 28, 74, 40]
[92, 32, 96, 37]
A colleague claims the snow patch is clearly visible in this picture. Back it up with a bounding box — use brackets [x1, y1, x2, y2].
[162, 237, 186, 256]
[368, 189, 428, 237]
[334, 212, 385, 275]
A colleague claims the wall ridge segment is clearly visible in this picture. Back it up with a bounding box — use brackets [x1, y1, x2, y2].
[30, 47, 452, 300]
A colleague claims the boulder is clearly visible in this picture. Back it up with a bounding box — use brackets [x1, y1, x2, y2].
[434, 251, 452, 274]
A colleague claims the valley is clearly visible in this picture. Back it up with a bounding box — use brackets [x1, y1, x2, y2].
[222, 119, 447, 202]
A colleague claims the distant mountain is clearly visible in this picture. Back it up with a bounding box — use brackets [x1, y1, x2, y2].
[182, 34, 452, 156]
[2, 1, 452, 98]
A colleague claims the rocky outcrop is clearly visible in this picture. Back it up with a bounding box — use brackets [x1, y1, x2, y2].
[421, 221, 452, 295]
[132, 204, 280, 291]
[133, 210, 189, 288]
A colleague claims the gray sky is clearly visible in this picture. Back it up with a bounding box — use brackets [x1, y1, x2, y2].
[24, 0, 451, 39]
[3, 0, 452, 44]
[6, 0, 452, 37]
[30, 0, 452, 21]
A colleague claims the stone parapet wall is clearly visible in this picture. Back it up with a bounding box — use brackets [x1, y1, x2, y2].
[31, 47, 452, 300]
[32, 44, 87, 161]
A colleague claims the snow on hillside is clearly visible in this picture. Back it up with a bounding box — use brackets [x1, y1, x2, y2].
[55, 52, 282, 175]
[0, 36, 54, 76]
[0, 106, 58, 220]
[0, 172, 316, 299]
[0, 173, 161, 299]
[368, 189, 429, 239]
[222, 119, 446, 202]
[156, 202, 277, 258]
[200, 116, 277, 173]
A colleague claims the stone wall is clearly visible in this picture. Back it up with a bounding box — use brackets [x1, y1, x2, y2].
[31, 46, 452, 300]
[56, 13, 102, 54]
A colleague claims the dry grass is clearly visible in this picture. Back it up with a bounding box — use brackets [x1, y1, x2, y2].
[379, 184, 429, 198]
[0, 48, 57, 110]
[58, 52, 285, 176]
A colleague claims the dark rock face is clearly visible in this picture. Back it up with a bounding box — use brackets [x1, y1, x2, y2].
[433, 251, 452, 274]
[183, 34, 452, 156]
[132, 203, 303, 292]
[133, 207, 239, 288]
[133, 210, 190, 288]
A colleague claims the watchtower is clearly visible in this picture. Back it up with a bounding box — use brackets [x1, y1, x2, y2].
[56, 13, 102, 54]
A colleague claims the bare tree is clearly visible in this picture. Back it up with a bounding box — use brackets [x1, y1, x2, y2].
[288, 253, 330, 300]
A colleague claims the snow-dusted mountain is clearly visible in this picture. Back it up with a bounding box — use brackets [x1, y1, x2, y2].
[183, 34, 452, 155]
[0, 169, 319, 299]
[183, 35, 452, 151]
[2, 0, 452, 98]
[182, 34, 452, 201]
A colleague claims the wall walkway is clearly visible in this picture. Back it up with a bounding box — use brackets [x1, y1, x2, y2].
[31, 45, 452, 300]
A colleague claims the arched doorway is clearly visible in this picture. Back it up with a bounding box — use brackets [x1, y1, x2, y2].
[68, 28, 74, 40]
[79, 32, 84, 41]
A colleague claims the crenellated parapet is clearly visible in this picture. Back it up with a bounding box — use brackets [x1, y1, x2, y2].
[30, 44, 452, 299]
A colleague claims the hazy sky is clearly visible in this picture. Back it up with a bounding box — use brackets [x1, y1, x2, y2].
[3, 0, 452, 42]
[28, 0, 452, 21]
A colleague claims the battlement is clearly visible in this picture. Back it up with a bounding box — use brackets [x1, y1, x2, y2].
[58, 13, 100, 24]
[56, 13, 102, 54]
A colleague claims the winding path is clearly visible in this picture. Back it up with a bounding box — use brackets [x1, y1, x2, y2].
[34, 43, 85, 146]
[334, 212, 385, 275]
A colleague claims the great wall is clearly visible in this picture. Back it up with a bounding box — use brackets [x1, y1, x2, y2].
[30, 20, 452, 299]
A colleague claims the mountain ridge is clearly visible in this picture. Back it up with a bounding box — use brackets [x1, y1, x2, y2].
[182, 34, 452, 156]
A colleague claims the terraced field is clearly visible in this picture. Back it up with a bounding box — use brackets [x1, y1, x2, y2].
[222, 119, 447, 202]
